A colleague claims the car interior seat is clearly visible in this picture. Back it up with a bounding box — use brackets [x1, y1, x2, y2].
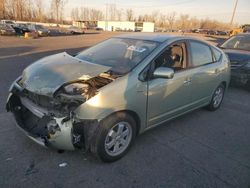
[171, 45, 183, 70]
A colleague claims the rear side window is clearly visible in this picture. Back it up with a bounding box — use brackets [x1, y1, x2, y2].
[190, 41, 213, 67]
[211, 47, 222, 61]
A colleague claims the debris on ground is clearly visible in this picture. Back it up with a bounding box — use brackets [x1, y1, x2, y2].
[25, 161, 38, 175]
[59, 162, 68, 167]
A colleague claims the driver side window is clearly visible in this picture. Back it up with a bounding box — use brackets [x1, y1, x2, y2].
[154, 42, 187, 71]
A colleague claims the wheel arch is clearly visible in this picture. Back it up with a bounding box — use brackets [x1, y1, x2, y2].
[101, 110, 141, 136]
[221, 81, 227, 88]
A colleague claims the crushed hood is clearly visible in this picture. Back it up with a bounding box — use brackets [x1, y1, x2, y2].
[20, 52, 111, 96]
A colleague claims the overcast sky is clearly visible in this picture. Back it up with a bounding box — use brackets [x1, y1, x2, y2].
[58, 0, 249, 24]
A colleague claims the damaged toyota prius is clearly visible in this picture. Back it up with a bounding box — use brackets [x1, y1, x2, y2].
[6, 34, 230, 162]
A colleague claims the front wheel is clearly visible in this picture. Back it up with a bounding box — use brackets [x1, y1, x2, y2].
[206, 84, 225, 111]
[90, 113, 136, 162]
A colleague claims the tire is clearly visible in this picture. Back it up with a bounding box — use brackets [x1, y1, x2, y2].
[90, 112, 136, 162]
[206, 84, 225, 111]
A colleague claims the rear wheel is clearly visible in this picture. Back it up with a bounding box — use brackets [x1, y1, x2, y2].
[90, 112, 136, 162]
[206, 84, 225, 111]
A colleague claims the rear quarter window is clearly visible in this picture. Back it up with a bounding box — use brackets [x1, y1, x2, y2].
[190, 41, 213, 67]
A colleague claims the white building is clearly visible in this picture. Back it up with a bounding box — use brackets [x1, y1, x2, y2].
[97, 21, 155, 32]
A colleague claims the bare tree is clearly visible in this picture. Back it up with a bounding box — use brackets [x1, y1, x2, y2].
[89, 8, 104, 21]
[144, 14, 152, 22]
[34, 0, 44, 22]
[137, 13, 158, 23]
[116, 8, 123, 21]
[158, 14, 166, 28]
[189, 17, 200, 29]
[151, 11, 159, 22]
[71, 7, 79, 21]
[70, 7, 104, 21]
[80, 7, 89, 20]
[0, 0, 5, 19]
[108, 4, 116, 20]
[126, 9, 133, 21]
[0, 1, 235, 30]
[137, 15, 143, 22]
[50, 0, 67, 23]
[166, 12, 176, 30]
[179, 14, 189, 30]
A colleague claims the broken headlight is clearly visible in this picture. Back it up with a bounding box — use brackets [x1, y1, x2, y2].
[62, 82, 97, 101]
[64, 83, 90, 95]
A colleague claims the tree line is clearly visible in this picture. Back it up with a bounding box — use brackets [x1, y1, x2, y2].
[0, 0, 234, 30]
[71, 5, 233, 30]
[0, 0, 68, 23]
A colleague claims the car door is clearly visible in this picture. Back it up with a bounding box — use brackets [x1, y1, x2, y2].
[147, 41, 194, 127]
[186, 40, 221, 107]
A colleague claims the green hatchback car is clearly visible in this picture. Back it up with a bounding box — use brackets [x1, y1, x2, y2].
[6, 34, 230, 162]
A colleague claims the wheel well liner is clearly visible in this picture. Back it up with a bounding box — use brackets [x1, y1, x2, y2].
[102, 110, 141, 136]
[221, 81, 227, 88]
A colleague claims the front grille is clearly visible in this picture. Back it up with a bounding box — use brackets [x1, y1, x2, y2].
[20, 106, 49, 137]
[11, 95, 50, 137]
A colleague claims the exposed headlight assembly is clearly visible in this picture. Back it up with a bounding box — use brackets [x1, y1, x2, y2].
[61, 82, 97, 102]
[64, 83, 90, 95]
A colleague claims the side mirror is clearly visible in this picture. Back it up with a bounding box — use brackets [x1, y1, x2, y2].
[153, 67, 174, 79]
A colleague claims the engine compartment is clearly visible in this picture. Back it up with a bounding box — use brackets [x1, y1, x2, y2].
[17, 73, 115, 117]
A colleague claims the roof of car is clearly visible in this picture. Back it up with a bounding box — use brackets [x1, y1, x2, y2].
[114, 33, 189, 43]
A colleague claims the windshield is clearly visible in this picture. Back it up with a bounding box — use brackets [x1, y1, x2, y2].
[76, 38, 159, 74]
[221, 35, 250, 51]
[35, 25, 45, 29]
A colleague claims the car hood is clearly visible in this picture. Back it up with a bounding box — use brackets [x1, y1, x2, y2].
[20, 52, 111, 96]
[223, 49, 250, 64]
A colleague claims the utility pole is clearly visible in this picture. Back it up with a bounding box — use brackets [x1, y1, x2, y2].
[105, 3, 108, 31]
[230, 0, 238, 26]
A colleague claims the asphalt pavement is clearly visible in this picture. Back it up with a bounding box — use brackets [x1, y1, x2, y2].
[0, 34, 249, 188]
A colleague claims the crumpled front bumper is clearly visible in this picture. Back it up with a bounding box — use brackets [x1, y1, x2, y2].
[7, 92, 75, 150]
[6, 81, 99, 151]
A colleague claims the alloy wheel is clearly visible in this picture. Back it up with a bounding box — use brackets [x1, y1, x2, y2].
[104, 122, 132, 157]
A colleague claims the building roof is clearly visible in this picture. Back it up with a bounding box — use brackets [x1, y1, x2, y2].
[114, 33, 182, 43]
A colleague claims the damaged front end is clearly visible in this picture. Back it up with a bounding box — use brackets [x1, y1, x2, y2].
[6, 52, 117, 151]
